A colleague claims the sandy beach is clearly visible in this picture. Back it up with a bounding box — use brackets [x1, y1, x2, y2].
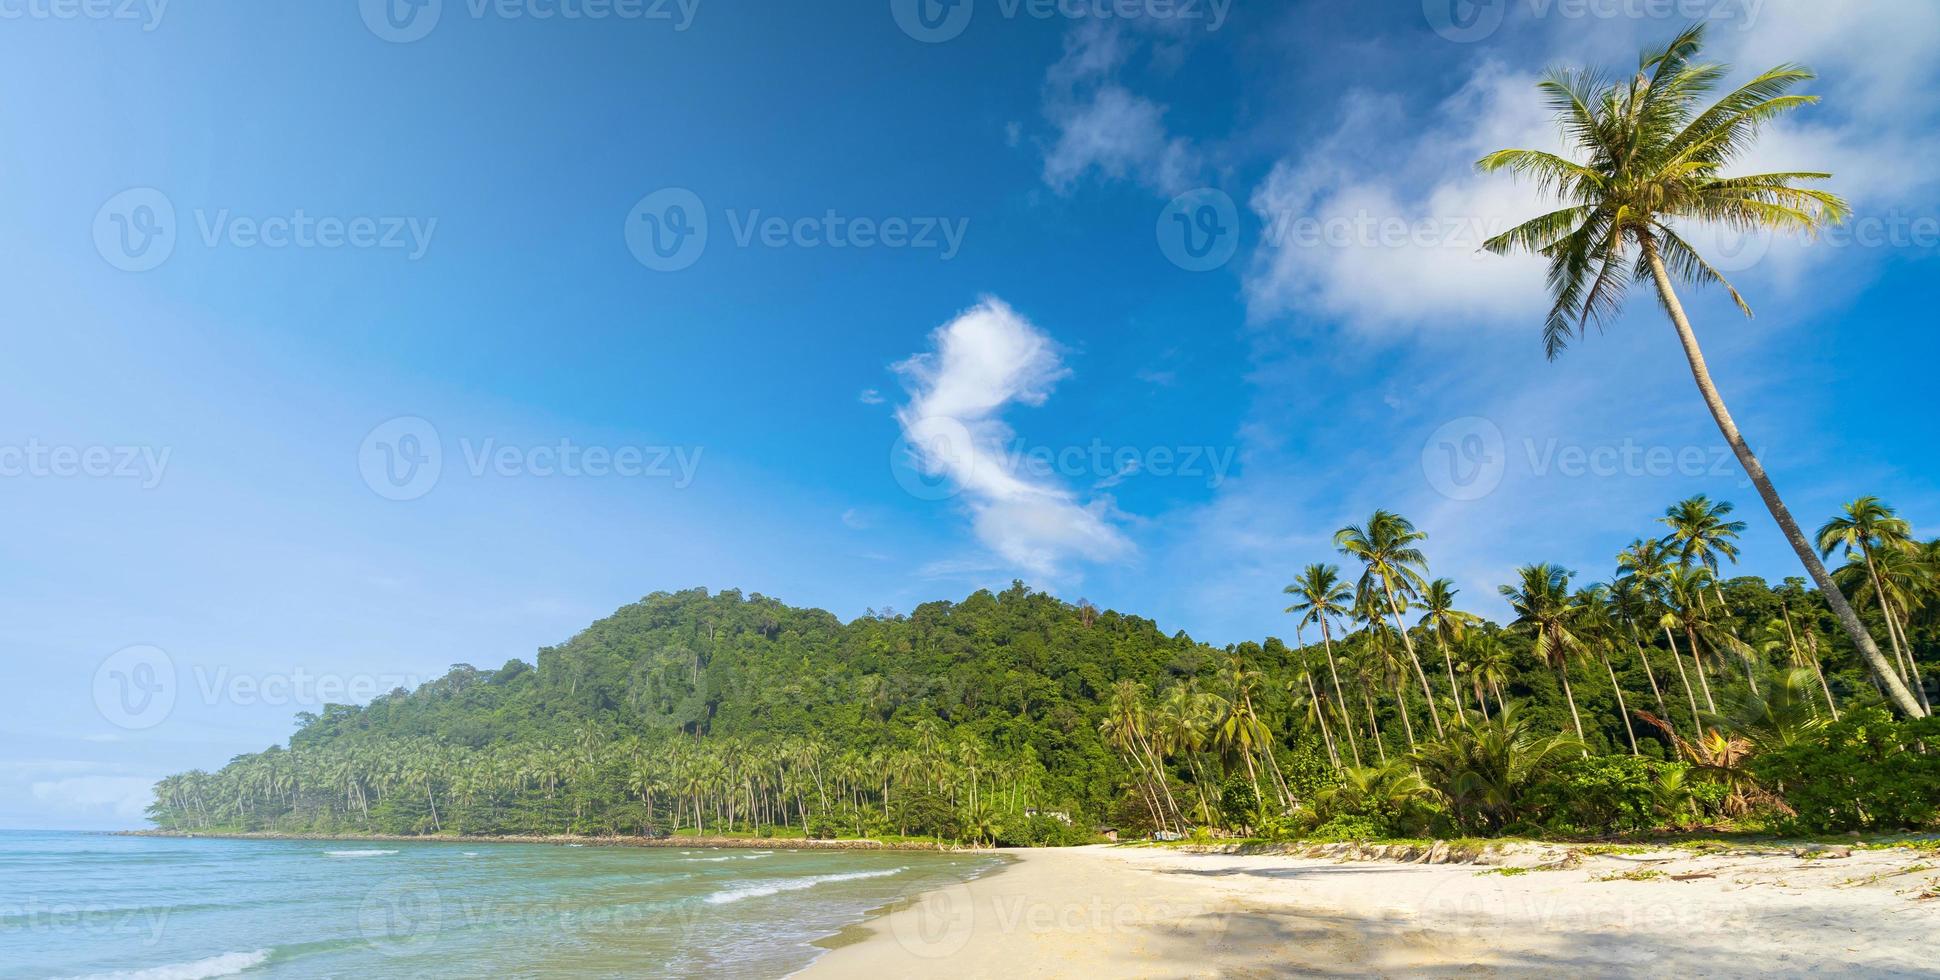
[803, 843, 1940, 978]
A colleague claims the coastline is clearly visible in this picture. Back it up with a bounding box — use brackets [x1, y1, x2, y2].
[118, 828, 977, 852]
[801, 842, 1940, 977]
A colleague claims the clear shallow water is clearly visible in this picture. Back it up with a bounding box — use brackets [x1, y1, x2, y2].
[0, 830, 1001, 979]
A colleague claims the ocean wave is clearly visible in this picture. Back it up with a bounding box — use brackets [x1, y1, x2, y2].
[65, 948, 270, 980]
[703, 867, 906, 905]
[322, 849, 398, 857]
[684, 852, 770, 863]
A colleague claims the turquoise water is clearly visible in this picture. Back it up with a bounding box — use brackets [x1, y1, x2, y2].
[0, 831, 1001, 978]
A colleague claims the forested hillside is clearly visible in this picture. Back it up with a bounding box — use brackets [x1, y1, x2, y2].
[149, 498, 1940, 844]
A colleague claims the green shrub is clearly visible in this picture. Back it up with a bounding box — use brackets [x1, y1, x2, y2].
[1219, 778, 1260, 831]
[1751, 708, 1940, 834]
[1531, 755, 1687, 833]
[1306, 814, 1390, 842]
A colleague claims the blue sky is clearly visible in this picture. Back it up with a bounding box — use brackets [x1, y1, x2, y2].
[2, 1, 1935, 828]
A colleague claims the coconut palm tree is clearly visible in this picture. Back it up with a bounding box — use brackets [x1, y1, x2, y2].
[1572, 584, 1640, 755]
[1419, 578, 1481, 721]
[1836, 547, 1932, 712]
[1356, 601, 1420, 752]
[1285, 659, 1340, 769]
[1344, 645, 1391, 766]
[1336, 511, 1443, 735]
[1753, 612, 1839, 720]
[1477, 25, 1923, 717]
[1499, 564, 1590, 748]
[1457, 633, 1514, 720]
[1620, 537, 1705, 729]
[1659, 563, 1725, 716]
[1216, 654, 1289, 813]
[1285, 563, 1363, 765]
[1818, 496, 1930, 713]
[1605, 575, 1670, 720]
[1158, 679, 1220, 823]
[1661, 496, 1756, 688]
[1659, 495, 1746, 595]
[1100, 680, 1180, 832]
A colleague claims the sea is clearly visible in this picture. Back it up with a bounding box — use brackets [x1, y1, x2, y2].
[0, 830, 1003, 979]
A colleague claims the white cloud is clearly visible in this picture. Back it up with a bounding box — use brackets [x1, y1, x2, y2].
[858, 388, 884, 405]
[1040, 23, 1199, 196]
[894, 298, 1133, 578]
[1244, 66, 1556, 330]
[841, 507, 869, 530]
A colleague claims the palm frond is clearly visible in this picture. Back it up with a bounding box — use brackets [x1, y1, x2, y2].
[1646, 224, 1751, 316]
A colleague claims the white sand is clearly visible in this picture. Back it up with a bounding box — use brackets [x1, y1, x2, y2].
[802, 843, 1940, 978]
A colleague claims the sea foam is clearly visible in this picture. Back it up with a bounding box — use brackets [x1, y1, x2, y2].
[322, 849, 398, 857]
[703, 867, 906, 905]
[66, 948, 271, 980]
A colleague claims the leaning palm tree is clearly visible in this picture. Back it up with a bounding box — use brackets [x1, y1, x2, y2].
[1478, 25, 1923, 716]
[1500, 563, 1590, 749]
[1285, 563, 1363, 765]
[1336, 511, 1444, 735]
[1818, 496, 1929, 713]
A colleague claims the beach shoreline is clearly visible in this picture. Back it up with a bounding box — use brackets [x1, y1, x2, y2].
[801, 841, 1940, 977]
[117, 828, 979, 852]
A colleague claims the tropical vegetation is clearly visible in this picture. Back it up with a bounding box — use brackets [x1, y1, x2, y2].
[150, 495, 1940, 845]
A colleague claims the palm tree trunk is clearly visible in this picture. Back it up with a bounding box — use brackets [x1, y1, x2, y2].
[1239, 748, 1264, 828]
[1133, 729, 1184, 831]
[1629, 628, 1669, 717]
[1685, 625, 1718, 713]
[1872, 580, 1933, 713]
[1781, 604, 1839, 720]
[1557, 666, 1586, 751]
[1381, 583, 1444, 735]
[1393, 689, 1418, 752]
[1664, 626, 1703, 731]
[1437, 634, 1465, 723]
[1703, 584, 1759, 694]
[1185, 754, 1216, 825]
[1306, 673, 1340, 767]
[1319, 622, 1363, 766]
[1641, 238, 1924, 717]
[1362, 691, 1388, 765]
[1601, 652, 1639, 755]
